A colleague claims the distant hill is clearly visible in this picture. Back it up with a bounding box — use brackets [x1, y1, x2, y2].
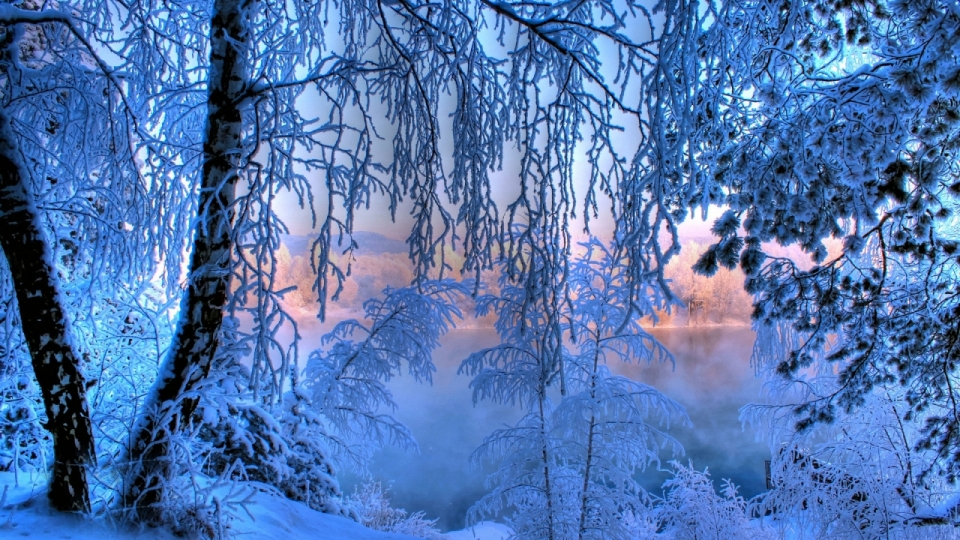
[281, 231, 408, 258]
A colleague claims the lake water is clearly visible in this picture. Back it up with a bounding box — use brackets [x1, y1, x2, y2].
[340, 325, 770, 532]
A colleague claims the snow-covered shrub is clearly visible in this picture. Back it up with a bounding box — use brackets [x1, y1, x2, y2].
[195, 322, 349, 517]
[0, 373, 46, 472]
[119, 399, 250, 539]
[656, 462, 772, 540]
[200, 391, 350, 518]
[83, 288, 178, 509]
[750, 396, 960, 538]
[147, 459, 256, 540]
[746, 324, 960, 539]
[761, 443, 886, 539]
[760, 440, 960, 539]
[346, 481, 445, 539]
[200, 281, 464, 520]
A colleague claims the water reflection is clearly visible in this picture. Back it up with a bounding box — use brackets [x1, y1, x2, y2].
[342, 326, 770, 532]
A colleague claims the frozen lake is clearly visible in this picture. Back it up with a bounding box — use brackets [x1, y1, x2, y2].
[340, 325, 770, 532]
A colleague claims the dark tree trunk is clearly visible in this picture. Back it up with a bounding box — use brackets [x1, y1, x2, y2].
[124, 0, 250, 520]
[577, 342, 601, 540]
[0, 111, 94, 512]
[538, 391, 556, 540]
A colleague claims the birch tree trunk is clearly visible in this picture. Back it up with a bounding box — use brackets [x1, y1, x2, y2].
[577, 341, 601, 540]
[0, 110, 94, 512]
[538, 391, 556, 540]
[125, 0, 250, 519]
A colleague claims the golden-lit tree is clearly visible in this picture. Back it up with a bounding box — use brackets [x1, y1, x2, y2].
[663, 242, 752, 326]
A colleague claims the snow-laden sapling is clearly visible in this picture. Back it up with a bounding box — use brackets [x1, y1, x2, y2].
[303, 279, 466, 469]
[463, 239, 687, 540]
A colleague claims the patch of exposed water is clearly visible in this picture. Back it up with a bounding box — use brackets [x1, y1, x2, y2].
[340, 326, 770, 532]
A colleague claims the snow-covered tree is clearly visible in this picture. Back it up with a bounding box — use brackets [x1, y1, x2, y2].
[120, 0, 254, 516]
[0, 0, 151, 510]
[463, 238, 686, 539]
[667, 0, 960, 509]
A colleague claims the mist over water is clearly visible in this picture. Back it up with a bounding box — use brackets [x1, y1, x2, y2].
[628, 327, 769, 500]
[341, 325, 769, 532]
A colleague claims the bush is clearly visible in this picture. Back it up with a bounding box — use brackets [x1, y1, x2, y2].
[346, 481, 445, 539]
[656, 462, 773, 540]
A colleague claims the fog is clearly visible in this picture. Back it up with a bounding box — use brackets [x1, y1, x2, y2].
[340, 325, 768, 532]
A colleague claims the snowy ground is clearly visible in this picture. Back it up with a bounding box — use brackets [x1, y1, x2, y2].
[0, 473, 513, 540]
[444, 522, 513, 539]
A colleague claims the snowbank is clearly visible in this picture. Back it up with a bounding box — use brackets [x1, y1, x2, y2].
[0, 471, 178, 540]
[0, 473, 416, 540]
[0, 472, 518, 540]
[445, 521, 514, 540]
[226, 484, 418, 540]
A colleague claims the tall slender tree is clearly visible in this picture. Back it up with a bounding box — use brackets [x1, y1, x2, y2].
[0, 109, 93, 512]
[1, 2, 144, 511]
[123, 0, 252, 517]
[559, 239, 686, 540]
